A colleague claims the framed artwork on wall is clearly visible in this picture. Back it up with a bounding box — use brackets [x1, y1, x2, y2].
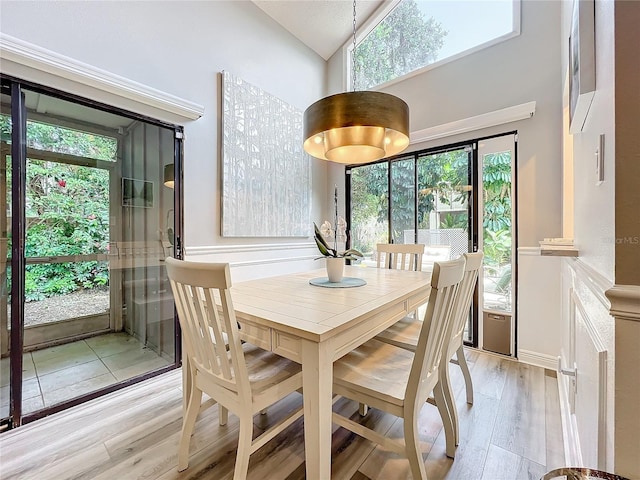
[221, 71, 311, 237]
[568, 0, 596, 134]
[122, 177, 154, 208]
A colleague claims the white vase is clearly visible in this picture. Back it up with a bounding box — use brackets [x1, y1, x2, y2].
[325, 257, 345, 283]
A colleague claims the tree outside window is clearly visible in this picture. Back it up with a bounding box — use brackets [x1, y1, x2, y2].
[354, 0, 447, 90]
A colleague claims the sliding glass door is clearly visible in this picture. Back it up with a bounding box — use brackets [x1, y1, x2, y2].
[347, 135, 517, 351]
[1, 78, 182, 429]
[349, 145, 474, 264]
[348, 145, 474, 285]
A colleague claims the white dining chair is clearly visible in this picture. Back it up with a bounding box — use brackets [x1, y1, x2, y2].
[376, 242, 425, 271]
[357, 242, 427, 418]
[376, 243, 426, 323]
[375, 252, 484, 450]
[166, 258, 304, 479]
[332, 257, 465, 479]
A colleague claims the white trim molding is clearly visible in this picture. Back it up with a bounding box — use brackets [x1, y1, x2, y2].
[566, 258, 613, 309]
[605, 285, 640, 321]
[518, 349, 558, 370]
[184, 253, 317, 268]
[185, 242, 316, 257]
[410, 101, 536, 145]
[517, 246, 541, 256]
[184, 242, 320, 282]
[0, 34, 204, 121]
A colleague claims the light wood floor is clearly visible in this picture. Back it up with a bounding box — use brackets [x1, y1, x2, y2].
[0, 349, 565, 480]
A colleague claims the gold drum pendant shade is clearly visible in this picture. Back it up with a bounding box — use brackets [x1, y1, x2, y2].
[164, 163, 175, 188]
[303, 91, 410, 164]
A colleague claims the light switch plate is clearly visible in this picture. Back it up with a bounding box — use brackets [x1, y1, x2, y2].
[595, 134, 605, 185]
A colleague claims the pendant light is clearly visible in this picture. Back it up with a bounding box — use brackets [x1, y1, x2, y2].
[303, 0, 410, 164]
[164, 163, 175, 188]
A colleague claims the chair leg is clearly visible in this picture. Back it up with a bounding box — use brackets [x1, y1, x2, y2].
[457, 345, 474, 405]
[404, 407, 428, 480]
[219, 404, 229, 426]
[433, 378, 456, 458]
[234, 419, 253, 480]
[178, 386, 203, 471]
[359, 403, 369, 416]
[442, 358, 461, 447]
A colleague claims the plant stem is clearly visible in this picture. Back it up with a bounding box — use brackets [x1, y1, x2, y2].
[334, 185, 338, 254]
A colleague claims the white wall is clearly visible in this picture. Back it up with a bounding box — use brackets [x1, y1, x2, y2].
[0, 0, 328, 278]
[562, 0, 616, 280]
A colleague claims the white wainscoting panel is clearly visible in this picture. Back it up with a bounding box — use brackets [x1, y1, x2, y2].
[185, 242, 320, 282]
[573, 291, 608, 469]
[517, 247, 562, 365]
[560, 258, 614, 470]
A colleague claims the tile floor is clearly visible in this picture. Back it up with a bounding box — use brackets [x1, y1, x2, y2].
[0, 332, 171, 418]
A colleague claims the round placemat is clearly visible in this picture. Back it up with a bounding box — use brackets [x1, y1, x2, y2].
[309, 277, 367, 288]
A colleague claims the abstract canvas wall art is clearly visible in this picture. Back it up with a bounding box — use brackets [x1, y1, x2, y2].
[221, 71, 311, 237]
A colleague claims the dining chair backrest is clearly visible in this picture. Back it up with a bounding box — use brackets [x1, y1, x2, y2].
[166, 258, 250, 403]
[408, 256, 465, 402]
[449, 252, 484, 341]
[376, 243, 425, 271]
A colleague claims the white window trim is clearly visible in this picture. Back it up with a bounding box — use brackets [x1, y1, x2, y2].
[0, 33, 204, 121]
[410, 101, 535, 144]
[344, 0, 521, 91]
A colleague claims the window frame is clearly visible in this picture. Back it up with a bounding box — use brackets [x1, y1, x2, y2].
[344, 0, 521, 91]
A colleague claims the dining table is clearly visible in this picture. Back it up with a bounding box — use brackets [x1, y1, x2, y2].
[184, 264, 432, 479]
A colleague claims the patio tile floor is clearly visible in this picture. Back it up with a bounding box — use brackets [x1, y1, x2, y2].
[0, 332, 171, 419]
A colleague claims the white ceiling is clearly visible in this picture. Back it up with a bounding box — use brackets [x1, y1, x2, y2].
[252, 0, 386, 60]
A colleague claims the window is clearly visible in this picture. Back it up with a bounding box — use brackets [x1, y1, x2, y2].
[351, 0, 519, 90]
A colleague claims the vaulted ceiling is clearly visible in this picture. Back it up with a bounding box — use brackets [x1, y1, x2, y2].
[252, 0, 386, 60]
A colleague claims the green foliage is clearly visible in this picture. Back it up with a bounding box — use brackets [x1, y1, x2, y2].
[23, 159, 110, 299]
[482, 151, 512, 267]
[26, 121, 117, 161]
[417, 150, 470, 227]
[349, 146, 514, 296]
[483, 229, 512, 267]
[0, 115, 10, 143]
[350, 163, 389, 253]
[3, 115, 115, 301]
[440, 213, 467, 229]
[354, 0, 447, 89]
[390, 159, 415, 241]
[350, 149, 472, 251]
[25, 261, 108, 301]
[1, 115, 116, 161]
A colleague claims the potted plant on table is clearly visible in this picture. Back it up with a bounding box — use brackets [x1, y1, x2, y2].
[314, 186, 363, 283]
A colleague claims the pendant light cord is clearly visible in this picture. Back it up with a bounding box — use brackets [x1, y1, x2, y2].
[352, 0, 357, 92]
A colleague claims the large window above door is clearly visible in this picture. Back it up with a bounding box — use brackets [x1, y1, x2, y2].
[350, 0, 520, 90]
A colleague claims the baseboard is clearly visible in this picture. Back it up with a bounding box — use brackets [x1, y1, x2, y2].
[557, 373, 583, 466]
[517, 349, 557, 370]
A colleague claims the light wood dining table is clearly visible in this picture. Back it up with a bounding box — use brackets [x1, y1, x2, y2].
[184, 265, 431, 479]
